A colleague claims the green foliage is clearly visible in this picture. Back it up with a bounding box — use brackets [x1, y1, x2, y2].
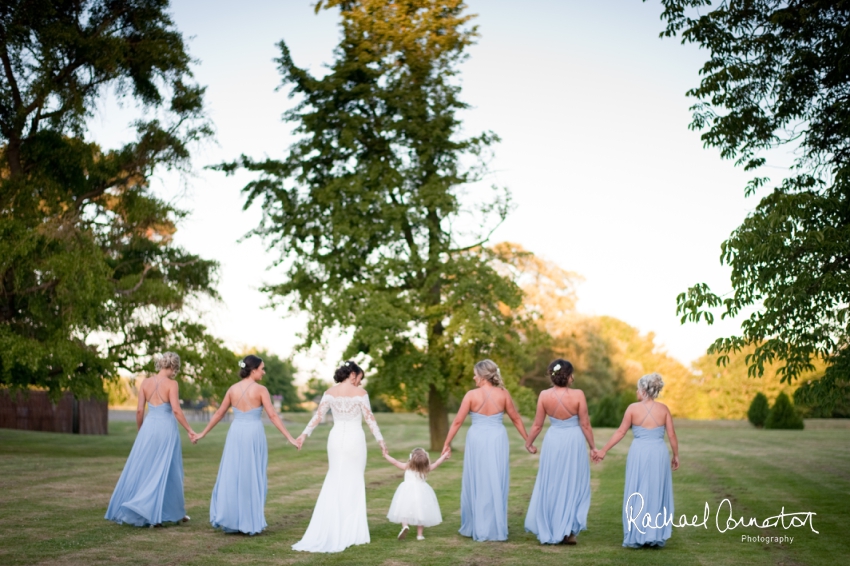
[662, 1, 850, 399]
[591, 391, 637, 428]
[794, 351, 850, 418]
[254, 350, 302, 411]
[764, 392, 805, 430]
[747, 392, 770, 428]
[0, 1, 230, 400]
[219, 0, 536, 448]
[303, 377, 330, 405]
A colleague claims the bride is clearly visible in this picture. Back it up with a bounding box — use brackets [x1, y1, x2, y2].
[292, 361, 387, 553]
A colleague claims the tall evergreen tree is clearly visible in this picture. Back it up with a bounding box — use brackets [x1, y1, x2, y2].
[220, 0, 535, 449]
[0, 1, 234, 400]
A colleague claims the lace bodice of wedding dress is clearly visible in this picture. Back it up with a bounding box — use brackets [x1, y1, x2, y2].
[302, 393, 383, 441]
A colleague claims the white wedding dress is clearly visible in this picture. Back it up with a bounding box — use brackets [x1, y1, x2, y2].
[292, 392, 384, 553]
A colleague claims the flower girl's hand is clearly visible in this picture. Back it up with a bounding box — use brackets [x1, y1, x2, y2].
[441, 446, 451, 459]
[379, 441, 388, 457]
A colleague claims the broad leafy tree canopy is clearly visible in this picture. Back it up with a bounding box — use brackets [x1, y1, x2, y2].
[663, 0, 850, 400]
[0, 0, 234, 399]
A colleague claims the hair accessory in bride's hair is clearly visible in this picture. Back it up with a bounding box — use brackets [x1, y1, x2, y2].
[239, 361, 246, 368]
[344, 361, 350, 366]
[552, 363, 561, 374]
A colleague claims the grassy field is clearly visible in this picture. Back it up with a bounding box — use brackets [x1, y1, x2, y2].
[1, 414, 848, 566]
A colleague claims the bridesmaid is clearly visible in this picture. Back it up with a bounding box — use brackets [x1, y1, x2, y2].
[442, 359, 532, 542]
[594, 373, 679, 548]
[106, 352, 196, 527]
[194, 355, 299, 535]
[524, 359, 595, 545]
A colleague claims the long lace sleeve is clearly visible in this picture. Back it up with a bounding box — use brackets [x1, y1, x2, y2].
[359, 394, 383, 442]
[302, 393, 331, 437]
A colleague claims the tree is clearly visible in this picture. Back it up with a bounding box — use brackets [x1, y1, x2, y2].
[254, 350, 302, 411]
[747, 392, 769, 428]
[0, 1, 234, 400]
[662, 1, 850, 403]
[764, 392, 804, 430]
[220, 0, 536, 449]
[303, 376, 330, 405]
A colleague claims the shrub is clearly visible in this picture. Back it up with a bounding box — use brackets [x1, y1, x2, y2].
[764, 392, 804, 430]
[591, 391, 637, 428]
[747, 392, 770, 427]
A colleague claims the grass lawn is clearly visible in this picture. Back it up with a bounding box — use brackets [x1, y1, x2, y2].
[1, 414, 848, 565]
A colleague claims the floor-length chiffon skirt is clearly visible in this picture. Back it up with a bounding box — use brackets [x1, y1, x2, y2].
[105, 403, 185, 526]
[210, 407, 268, 534]
[459, 412, 510, 541]
[622, 425, 674, 548]
[524, 415, 591, 543]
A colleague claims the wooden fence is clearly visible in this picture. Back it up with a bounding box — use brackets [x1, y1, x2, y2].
[0, 390, 108, 435]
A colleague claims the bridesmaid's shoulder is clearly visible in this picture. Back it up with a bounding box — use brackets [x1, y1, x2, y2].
[569, 387, 587, 399]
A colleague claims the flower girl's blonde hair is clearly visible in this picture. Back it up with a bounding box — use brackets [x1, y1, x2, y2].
[408, 448, 431, 479]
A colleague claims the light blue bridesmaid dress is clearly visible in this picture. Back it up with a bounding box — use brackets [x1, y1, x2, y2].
[524, 392, 591, 544]
[210, 382, 268, 535]
[622, 404, 674, 548]
[106, 378, 185, 526]
[459, 389, 510, 542]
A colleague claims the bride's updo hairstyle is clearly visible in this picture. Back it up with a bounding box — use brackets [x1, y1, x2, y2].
[474, 359, 505, 389]
[333, 360, 363, 383]
[548, 358, 574, 387]
[637, 372, 664, 400]
[239, 355, 263, 378]
[154, 352, 181, 374]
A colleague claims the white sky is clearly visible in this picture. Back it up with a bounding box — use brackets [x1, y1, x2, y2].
[89, 1, 785, 383]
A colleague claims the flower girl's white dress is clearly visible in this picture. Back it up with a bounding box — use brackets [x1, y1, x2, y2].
[386, 468, 442, 527]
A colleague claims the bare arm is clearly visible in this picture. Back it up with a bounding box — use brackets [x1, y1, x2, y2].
[595, 405, 633, 460]
[576, 391, 596, 451]
[260, 387, 297, 446]
[665, 410, 680, 470]
[429, 451, 450, 471]
[504, 391, 529, 443]
[383, 453, 408, 471]
[525, 392, 547, 448]
[196, 389, 232, 441]
[168, 381, 195, 436]
[135, 381, 146, 431]
[442, 392, 473, 454]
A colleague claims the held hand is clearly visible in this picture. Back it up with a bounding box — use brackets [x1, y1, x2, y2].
[379, 441, 388, 457]
[287, 436, 299, 448]
[441, 446, 451, 459]
[592, 449, 606, 463]
[671, 455, 680, 471]
[525, 443, 536, 454]
[295, 435, 306, 451]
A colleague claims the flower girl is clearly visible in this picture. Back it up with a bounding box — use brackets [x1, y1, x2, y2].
[384, 448, 449, 540]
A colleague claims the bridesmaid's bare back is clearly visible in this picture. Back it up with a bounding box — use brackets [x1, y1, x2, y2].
[229, 380, 266, 411]
[628, 400, 669, 429]
[541, 387, 584, 420]
[141, 376, 172, 407]
[468, 386, 511, 416]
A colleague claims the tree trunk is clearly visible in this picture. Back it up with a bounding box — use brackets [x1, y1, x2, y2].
[428, 383, 449, 452]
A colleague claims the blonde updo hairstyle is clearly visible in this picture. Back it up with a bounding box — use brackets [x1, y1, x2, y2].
[154, 352, 181, 375]
[474, 359, 505, 389]
[637, 372, 664, 400]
